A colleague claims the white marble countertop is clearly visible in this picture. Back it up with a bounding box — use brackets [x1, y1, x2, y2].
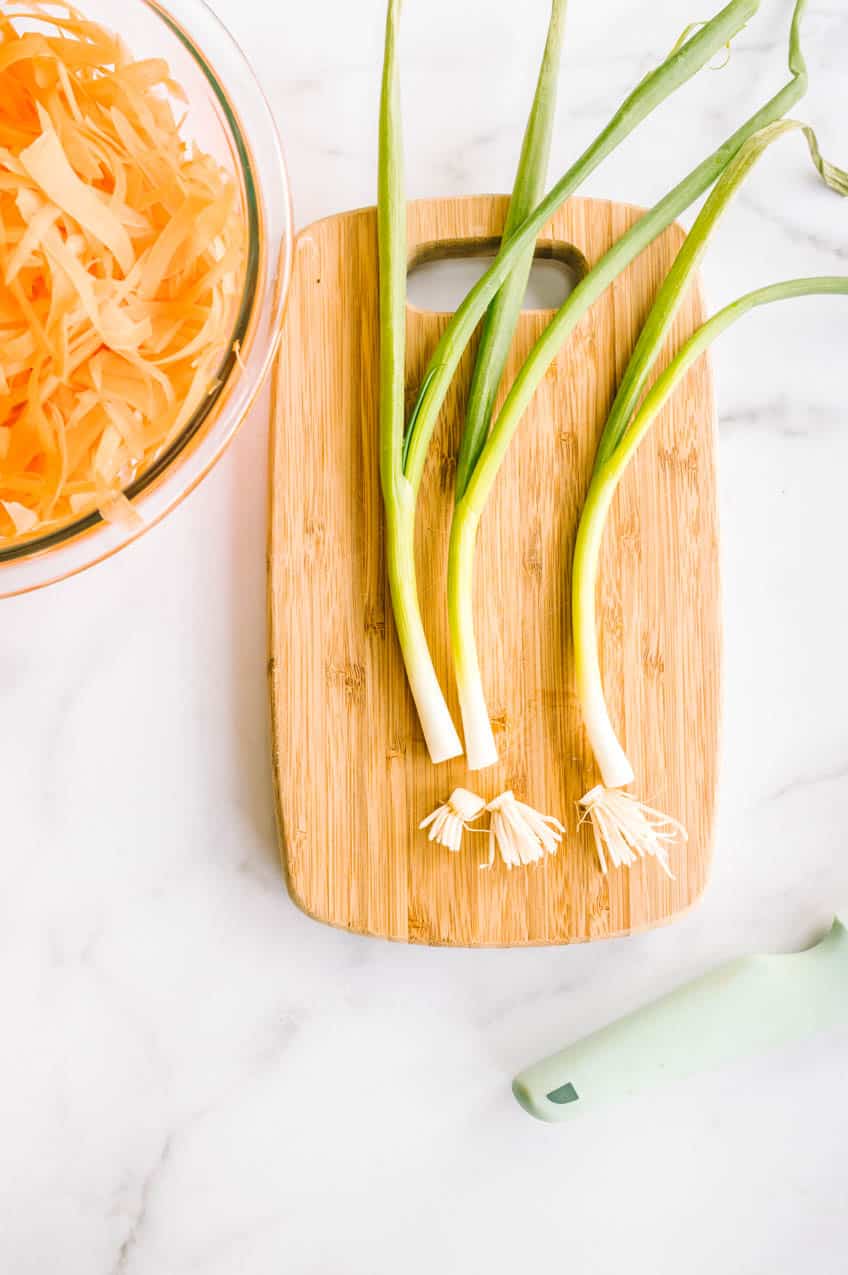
[2, 1, 847, 1270]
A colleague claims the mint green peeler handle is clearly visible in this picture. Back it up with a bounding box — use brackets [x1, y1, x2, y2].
[513, 917, 848, 1122]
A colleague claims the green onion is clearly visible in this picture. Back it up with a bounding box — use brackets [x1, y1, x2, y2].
[572, 121, 847, 874]
[456, 0, 568, 501]
[378, 0, 462, 763]
[448, 0, 819, 771]
[451, 0, 568, 771]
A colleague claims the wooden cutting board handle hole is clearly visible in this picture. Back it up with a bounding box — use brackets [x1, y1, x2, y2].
[407, 236, 589, 314]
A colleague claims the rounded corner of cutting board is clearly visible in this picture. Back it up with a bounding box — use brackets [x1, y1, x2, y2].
[268, 194, 722, 947]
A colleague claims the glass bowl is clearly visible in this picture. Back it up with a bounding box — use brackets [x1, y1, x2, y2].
[0, 0, 293, 598]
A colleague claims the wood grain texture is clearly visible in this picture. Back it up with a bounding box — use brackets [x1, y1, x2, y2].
[268, 195, 721, 946]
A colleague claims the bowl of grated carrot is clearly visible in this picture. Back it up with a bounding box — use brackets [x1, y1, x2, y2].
[0, 0, 293, 596]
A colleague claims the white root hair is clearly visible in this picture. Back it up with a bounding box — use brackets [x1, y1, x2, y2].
[419, 788, 486, 854]
[484, 791, 564, 870]
[578, 785, 686, 879]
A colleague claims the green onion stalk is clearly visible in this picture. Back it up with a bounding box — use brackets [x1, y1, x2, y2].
[452, 0, 568, 770]
[448, 0, 820, 771]
[378, 0, 462, 762]
[572, 121, 847, 875]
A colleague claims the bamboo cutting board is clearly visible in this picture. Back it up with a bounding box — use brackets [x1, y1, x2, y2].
[268, 195, 721, 946]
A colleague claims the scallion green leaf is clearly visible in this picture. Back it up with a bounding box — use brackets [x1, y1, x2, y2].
[456, 0, 568, 501]
[403, 0, 759, 491]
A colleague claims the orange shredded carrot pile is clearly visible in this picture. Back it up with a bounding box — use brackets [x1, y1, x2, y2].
[0, 2, 247, 542]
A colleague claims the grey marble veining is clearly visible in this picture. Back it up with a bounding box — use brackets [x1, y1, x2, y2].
[1, 2, 847, 1271]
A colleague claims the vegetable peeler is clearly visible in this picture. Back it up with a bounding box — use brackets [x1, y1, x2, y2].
[513, 916, 848, 1122]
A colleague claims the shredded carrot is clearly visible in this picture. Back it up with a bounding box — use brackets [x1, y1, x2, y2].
[0, 2, 247, 542]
